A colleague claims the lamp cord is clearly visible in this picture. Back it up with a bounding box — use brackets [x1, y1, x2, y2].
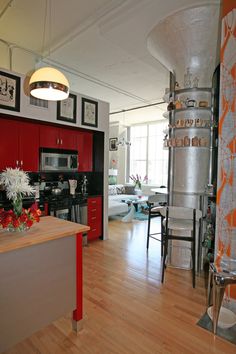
[49, 0, 52, 58]
[41, 0, 47, 58]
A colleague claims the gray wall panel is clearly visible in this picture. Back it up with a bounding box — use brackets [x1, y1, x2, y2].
[0, 236, 76, 353]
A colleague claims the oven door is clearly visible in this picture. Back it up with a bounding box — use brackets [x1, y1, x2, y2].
[50, 208, 70, 220]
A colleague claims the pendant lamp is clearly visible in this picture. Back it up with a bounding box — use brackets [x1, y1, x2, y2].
[29, 67, 69, 101]
[29, 0, 69, 101]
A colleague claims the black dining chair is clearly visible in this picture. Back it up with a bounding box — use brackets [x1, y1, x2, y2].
[146, 194, 167, 256]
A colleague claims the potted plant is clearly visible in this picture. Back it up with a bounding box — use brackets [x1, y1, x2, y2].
[129, 174, 148, 195]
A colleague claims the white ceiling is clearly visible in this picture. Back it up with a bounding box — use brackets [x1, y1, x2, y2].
[0, 0, 221, 125]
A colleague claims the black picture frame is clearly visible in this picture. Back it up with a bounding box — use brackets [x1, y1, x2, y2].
[57, 93, 77, 123]
[109, 138, 118, 151]
[81, 97, 98, 127]
[0, 71, 20, 112]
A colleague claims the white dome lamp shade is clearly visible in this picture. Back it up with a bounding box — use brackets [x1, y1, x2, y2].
[29, 67, 70, 101]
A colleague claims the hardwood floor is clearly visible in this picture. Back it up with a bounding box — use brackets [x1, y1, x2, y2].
[5, 218, 236, 354]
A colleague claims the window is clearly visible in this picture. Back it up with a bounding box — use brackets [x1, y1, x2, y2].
[129, 121, 168, 186]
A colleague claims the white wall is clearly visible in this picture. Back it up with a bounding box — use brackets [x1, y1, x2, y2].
[109, 124, 119, 170]
[109, 122, 128, 185]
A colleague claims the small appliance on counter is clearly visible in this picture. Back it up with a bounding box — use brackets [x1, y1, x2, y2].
[69, 179, 77, 195]
[33, 182, 40, 199]
[81, 175, 88, 196]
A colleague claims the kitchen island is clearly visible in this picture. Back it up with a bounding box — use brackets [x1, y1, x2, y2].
[0, 216, 89, 353]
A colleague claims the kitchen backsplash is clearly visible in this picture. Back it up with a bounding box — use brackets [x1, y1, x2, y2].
[0, 171, 103, 203]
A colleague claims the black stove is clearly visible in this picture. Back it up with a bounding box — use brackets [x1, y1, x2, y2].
[39, 191, 87, 214]
[0, 193, 36, 210]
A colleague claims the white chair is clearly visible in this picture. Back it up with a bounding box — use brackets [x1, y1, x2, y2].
[146, 194, 167, 255]
[160, 206, 202, 288]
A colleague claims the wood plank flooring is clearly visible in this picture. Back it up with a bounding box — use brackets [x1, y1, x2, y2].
[4, 217, 236, 354]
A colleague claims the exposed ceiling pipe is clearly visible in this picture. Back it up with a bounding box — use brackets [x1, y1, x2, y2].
[0, 38, 42, 71]
[42, 57, 156, 104]
[0, 38, 11, 70]
[109, 101, 165, 115]
[0, 37, 162, 107]
[0, 0, 14, 20]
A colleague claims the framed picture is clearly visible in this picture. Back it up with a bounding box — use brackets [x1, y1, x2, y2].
[109, 138, 118, 151]
[81, 97, 98, 127]
[57, 93, 77, 123]
[0, 71, 20, 112]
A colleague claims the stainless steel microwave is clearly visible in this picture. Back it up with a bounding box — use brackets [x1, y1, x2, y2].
[40, 148, 78, 172]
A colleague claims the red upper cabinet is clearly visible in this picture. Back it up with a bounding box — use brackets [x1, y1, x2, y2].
[0, 118, 93, 173]
[18, 121, 39, 172]
[0, 118, 39, 172]
[76, 131, 93, 172]
[39, 125, 60, 149]
[0, 119, 19, 170]
[59, 127, 76, 150]
[40, 125, 76, 150]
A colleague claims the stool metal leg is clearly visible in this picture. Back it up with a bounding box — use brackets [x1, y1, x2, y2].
[207, 265, 214, 307]
[161, 235, 168, 283]
[192, 210, 196, 288]
[146, 209, 151, 250]
[212, 277, 226, 334]
[160, 215, 164, 257]
[192, 233, 195, 288]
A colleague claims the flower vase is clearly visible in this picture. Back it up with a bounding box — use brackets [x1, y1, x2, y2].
[134, 186, 142, 197]
[6, 222, 30, 233]
[13, 196, 23, 217]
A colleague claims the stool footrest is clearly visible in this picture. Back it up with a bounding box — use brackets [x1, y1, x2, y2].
[149, 235, 162, 242]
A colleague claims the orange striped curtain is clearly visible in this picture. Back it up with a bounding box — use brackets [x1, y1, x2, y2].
[215, 0, 236, 298]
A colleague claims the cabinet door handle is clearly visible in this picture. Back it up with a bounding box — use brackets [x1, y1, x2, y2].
[57, 138, 60, 145]
[20, 160, 23, 166]
[16, 160, 19, 166]
[91, 201, 96, 204]
[60, 139, 63, 145]
[91, 208, 96, 212]
[92, 228, 97, 232]
[91, 217, 96, 220]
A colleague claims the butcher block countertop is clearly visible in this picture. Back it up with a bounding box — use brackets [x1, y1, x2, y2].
[0, 216, 90, 254]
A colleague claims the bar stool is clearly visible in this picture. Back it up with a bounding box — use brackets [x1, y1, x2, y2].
[160, 206, 202, 288]
[146, 194, 167, 256]
[207, 263, 236, 334]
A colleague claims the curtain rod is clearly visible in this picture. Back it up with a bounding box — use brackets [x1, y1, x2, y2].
[109, 101, 165, 115]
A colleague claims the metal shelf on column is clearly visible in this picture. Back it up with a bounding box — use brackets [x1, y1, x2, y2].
[166, 84, 213, 270]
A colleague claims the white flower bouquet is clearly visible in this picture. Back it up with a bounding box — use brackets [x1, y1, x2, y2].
[0, 168, 41, 232]
[0, 168, 35, 203]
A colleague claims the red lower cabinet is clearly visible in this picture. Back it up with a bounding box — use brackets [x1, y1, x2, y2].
[87, 196, 102, 241]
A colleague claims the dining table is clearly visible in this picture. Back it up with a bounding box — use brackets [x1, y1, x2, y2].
[151, 187, 168, 195]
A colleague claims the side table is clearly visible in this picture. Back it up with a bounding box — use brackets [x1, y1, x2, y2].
[121, 196, 148, 222]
